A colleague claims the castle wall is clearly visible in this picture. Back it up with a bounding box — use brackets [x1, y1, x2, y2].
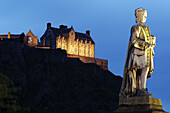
[56, 30, 95, 58]
[61, 37, 65, 50]
[91, 44, 95, 58]
[67, 54, 108, 70]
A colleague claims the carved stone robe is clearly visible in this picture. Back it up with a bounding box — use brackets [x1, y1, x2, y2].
[120, 23, 155, 96]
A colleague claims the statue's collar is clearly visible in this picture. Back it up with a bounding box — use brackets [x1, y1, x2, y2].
[136, 22, 146, 27]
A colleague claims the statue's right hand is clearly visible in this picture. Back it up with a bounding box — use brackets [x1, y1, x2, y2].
[147, 43, 152, 48]
[152, 43, 156, 47]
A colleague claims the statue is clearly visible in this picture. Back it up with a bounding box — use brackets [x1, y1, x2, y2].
[115, 8, 167, 113]
[120, 8, 156, 97]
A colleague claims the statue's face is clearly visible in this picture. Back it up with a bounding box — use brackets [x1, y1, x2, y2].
[136, 11, 147, 23]
[141, 12, 147, 23]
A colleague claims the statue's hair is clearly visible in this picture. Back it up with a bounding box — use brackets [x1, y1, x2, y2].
[135, 8, 147, 22]
[135, 8, 147, 18]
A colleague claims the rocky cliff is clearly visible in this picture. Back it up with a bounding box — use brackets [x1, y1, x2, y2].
[0, 39, 122, 113]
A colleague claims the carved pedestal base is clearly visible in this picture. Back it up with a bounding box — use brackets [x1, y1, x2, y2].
[114, 94, 168, 113]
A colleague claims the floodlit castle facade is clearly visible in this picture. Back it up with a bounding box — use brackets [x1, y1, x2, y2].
[39, 23, 95, 58]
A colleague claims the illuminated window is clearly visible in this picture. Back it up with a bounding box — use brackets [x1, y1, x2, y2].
[27, 36, 33, 44]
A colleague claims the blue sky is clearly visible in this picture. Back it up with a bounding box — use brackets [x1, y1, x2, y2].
[0, 0, 169, 112]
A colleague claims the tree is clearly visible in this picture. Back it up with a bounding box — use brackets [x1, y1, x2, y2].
[0, 73, 30, 113]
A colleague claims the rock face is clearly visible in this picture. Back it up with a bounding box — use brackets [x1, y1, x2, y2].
[0, 39, 122, 113]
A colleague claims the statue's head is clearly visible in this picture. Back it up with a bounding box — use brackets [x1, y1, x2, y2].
[135, 8, 147, 23]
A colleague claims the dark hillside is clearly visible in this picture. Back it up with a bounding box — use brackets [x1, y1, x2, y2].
[0, 39, 122, 113]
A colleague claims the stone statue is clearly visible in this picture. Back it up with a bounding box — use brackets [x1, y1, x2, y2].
[115, 8, 167, 113]
[120, 8, 156, 97]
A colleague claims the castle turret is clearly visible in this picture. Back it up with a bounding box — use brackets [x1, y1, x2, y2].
[8, 32, 10, 38]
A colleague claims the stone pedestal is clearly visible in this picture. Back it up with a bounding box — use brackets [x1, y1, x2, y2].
[114, 94, 168, 113]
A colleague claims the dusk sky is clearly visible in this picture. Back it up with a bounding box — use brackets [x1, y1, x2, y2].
[0, 0, 169, 112]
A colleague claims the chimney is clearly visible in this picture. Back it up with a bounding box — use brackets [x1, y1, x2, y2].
[47, 23, 51, 29]
[8, 32, 10, 38]
[60, 25, 68, 32]
[60, 25, 67, 29]
[86, 30, 90, 37]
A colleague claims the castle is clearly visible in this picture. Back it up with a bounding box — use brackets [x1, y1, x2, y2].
[39, 23, 95, 58]
[0, 23, 108, 70]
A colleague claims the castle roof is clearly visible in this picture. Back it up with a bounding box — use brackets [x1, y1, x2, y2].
[75, 32, 95, 44]
[40, 24, 95, 44]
